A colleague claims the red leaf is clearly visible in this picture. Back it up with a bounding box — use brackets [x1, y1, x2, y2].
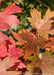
[0, 31, 9, 45]
[0, 0, 3, 4]
[4, 3, 22, 14]
[0, 3, 22, 30]
[6, 36, 15, 50]
[0, 35, 23, 58]
[0, 44, 7, 57]
[8, 46, 23, 58]
[12, 60, 26, 70]
[0, 20, 10, 29]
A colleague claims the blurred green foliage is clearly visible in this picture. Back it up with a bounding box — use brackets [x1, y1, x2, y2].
[0, 0, 54, 32]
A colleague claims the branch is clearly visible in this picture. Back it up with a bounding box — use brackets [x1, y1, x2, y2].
[36, 0, 50, 9]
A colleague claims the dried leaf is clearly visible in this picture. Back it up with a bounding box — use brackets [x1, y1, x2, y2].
[25, 54, 54, 75]
[0, 57, 21, 75]
[27, 9, 54, 39]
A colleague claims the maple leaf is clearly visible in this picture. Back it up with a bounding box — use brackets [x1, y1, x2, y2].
[0, 57, 21, 75]
[8, 46, 23, 58]
[0, 0, 3, 4]
[0, 44, 23, 58]
[0, 31, 9, 45]
[27, 8, 54, 39]
[0, 3, 22, 30]
[4, 3, 22, 14]
[25, 54, 54, 75]
[44, 35, 54, 52]
[12, 60, 26, 70]
[11, 29, 46, 57]
[6, 36, 15, 50]
[5, 36, 23, 58]
[0, 44, 7, 57]
[0, 34, 23, 58]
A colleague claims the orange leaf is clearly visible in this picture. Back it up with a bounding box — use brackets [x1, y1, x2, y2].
[12, 29, 46, 57]
[44, 35, 54, 52]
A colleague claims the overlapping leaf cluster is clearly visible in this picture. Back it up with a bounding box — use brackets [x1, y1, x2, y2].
[0, 0, 54, 75]
[11, 8, 54, 75]
[0, 1, 25, 75]
[12, 8, 54, 55]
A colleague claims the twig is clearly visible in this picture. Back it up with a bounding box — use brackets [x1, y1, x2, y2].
[13, 0, 19, 5]
[36, 0, 50, 9]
